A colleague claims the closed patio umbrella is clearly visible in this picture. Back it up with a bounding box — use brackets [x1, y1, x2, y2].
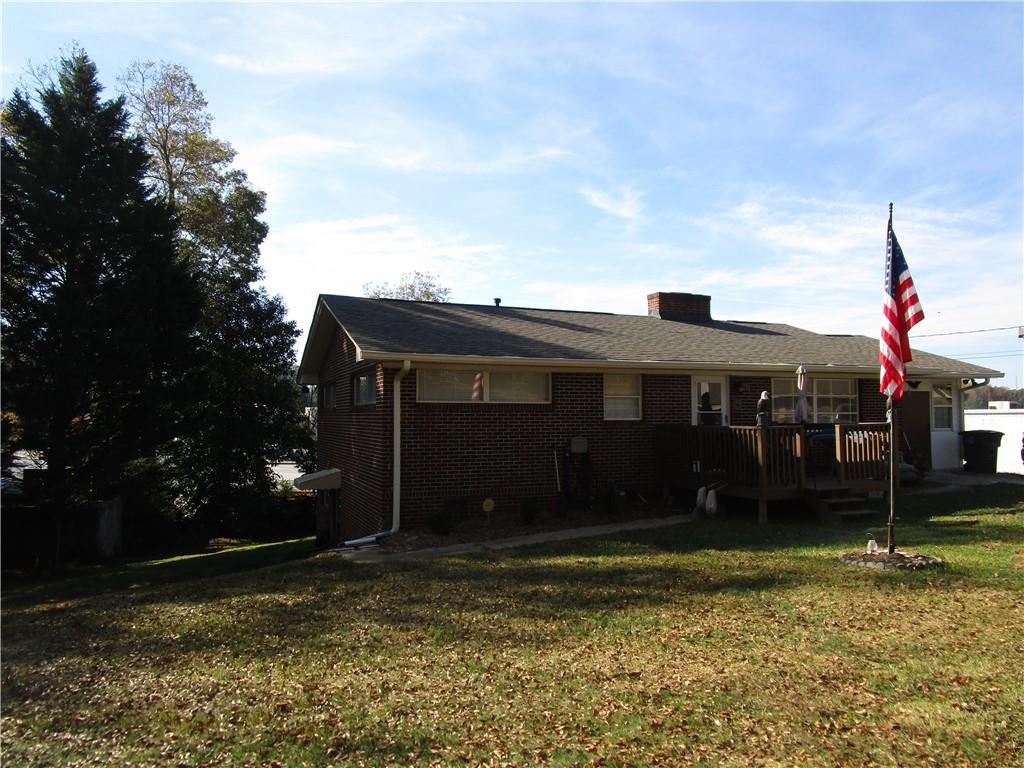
[795, 364, 811, 423]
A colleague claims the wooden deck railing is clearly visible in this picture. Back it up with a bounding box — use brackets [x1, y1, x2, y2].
[656, 422, 891, 492]
[835, 423, 890, 485]
[656, 425, 806, 490]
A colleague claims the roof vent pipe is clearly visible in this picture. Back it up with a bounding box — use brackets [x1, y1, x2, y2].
[494, 298, 501, 307]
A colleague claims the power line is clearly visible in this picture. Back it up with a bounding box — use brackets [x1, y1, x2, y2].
[942, 349, 1022, 357]
[914, 325, 1020, 338]
[951, 352, 1023, 360]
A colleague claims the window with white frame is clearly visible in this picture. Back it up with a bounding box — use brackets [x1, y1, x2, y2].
[770, 378, 798, 423]
[770, 377, 857, 423]
[417, 370, 550, 403]
[816, 379, 857, 423]
[932, 385, 953, 429]
[353, 370, 376, 405]
[604, 374, 642, 420]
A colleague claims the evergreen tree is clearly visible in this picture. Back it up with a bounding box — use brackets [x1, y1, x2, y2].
[1, 50, 200, 562]
[121, 61, 309, 530]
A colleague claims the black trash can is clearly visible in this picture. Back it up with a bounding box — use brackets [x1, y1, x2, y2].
[961, 430, 1004, 473]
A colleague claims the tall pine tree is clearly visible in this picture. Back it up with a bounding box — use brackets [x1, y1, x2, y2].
[1, 50, 200, 562]
[121, 61, 309, 530]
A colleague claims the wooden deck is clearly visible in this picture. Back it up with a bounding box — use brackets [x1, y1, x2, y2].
[656, 423, 891, 522]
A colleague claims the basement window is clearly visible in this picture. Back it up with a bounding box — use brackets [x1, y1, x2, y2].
[604, 374, 642, 420]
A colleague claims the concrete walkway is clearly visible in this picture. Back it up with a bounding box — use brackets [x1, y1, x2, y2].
[332, 514, 692, 563]
[927, 469, 1024, 486]
[905, 469, 1024, 494]
[331, 472, 1023, 562]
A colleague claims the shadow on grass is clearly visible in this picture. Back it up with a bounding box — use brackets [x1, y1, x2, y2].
[605, 484, 1024, 555]
[1, 537, 320, 608]
[2, 543, 808, 674]
[3, 485, 1021, 675]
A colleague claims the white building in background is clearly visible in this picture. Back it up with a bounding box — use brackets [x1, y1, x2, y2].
[963, 402, 1024, 475]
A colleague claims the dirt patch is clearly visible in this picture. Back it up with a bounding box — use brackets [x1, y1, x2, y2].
[837, 551, 945, 571]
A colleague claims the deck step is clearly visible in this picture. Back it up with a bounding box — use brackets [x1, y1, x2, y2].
[811, 487, 852, 499]
[834, 507, 879, 517]
[820, 496, 869, 510]
[825, 507, 881, 523]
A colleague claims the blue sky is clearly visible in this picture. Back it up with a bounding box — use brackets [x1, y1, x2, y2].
[4, 2, 1022, 385]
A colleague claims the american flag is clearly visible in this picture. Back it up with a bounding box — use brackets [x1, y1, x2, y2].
[879, 210, 925, 401]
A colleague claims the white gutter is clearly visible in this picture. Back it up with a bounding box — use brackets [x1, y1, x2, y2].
[363, 352, 999, 379]
[960, 377, 991, 391]
[343, 359, 411, 548]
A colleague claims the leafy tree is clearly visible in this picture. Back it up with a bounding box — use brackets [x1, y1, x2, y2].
[364, 270, 452, 302]
[1, 49, 200, 562]
[120, 61, 309, 531]
[118, 60, 234, 207]
[167, 172, 309, 526]
[962, 385, 1024, 410]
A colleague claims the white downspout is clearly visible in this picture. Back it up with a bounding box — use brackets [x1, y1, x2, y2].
[342, 360, 411, 548]
[389, 360, 412, 534]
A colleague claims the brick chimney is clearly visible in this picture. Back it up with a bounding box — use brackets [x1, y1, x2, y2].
[647, 292, 712, 322]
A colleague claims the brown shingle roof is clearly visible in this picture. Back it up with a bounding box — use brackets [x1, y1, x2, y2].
[304, 294, 1000, 378]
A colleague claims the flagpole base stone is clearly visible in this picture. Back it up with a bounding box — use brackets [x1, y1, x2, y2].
[837, 551, 944, 571]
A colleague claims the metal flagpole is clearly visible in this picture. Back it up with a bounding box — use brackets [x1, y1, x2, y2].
[880, 200, 924, 555]
[888, 396, 896, 554]
[886, 202, 897, 554]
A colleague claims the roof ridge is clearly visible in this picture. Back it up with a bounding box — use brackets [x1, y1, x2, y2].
[324, 293, 619, 316]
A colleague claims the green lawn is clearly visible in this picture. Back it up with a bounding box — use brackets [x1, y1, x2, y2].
[3, 486, 1022, 767]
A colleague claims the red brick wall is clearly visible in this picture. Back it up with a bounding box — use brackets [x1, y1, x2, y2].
[730, 376, 771, 426]
[858, 379, 888, 422]
[647, 292, 712, 321]
[317, 345, 895, 539]
[316, 328, 388, 540]
[387, 371, 693, 531]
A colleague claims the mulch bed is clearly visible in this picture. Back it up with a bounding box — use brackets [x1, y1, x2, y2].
[837, 550, 945, 571]
[380, 503, 681, 554]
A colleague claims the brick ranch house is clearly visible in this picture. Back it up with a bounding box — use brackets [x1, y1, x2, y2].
[295, 291, 1000, 545]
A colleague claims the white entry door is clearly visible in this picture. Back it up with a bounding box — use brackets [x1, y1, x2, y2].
[693, 377, 728, 426]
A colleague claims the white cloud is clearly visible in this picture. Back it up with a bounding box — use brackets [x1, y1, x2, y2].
[261, 215, 506, 350]
[579, 184, 645, 222]
[811, 90, 1021, 157]
[522, 279, 668, 316]
[205, 6, 474, 77]
[687, 195, 1022, 378]
[233, 111, 577, 205]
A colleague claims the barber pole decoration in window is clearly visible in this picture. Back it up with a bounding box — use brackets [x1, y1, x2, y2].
[472, 372, 483, 401]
